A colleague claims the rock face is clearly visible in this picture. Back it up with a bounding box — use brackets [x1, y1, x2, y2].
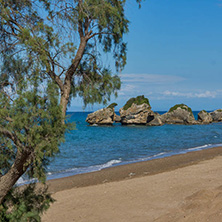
[86, 108, 114, 125]
[114, 114, 121, 123]
[146, 113, 163, 126]
[86, 99, 222, 126]
[161, 104, 196, 125]
[210, 109, 222, 122]
[119, 96, 163, 126]
[118, 95, 160, 125]
[198, 110, 213, 124]
[119, 103, 154, 125]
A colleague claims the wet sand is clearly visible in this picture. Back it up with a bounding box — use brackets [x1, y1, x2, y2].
[42, 147, 222, 221]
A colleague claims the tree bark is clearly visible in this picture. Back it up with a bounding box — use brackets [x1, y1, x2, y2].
[60, 82, 71, 118]
[0, 0, 94, 206]
[0, 150, 31, 204]
[60, 37, 88, 118]
[0, 25, 89, 206]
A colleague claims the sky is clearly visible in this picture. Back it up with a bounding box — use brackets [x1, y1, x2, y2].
[68, 0, 222, 112]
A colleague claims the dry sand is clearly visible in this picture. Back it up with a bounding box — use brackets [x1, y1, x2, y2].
[42, 147, 222, 222]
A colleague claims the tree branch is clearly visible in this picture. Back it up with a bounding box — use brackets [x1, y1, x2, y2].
[47, 70, 64, 92]
[88, 32, 114, 39]
[0, 127, 24, 150]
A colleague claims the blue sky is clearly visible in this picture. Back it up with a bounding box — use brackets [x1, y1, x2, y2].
[69, 0, 222, 112]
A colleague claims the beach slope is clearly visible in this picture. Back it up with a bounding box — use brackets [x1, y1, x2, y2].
[42, 147, 222, 222]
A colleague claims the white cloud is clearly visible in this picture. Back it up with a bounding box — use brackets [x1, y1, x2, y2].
[120, 73, 186, 84]
[163, 90, 218, 98]
[118, 84, 137, 96]
[118, 73, 186, 97]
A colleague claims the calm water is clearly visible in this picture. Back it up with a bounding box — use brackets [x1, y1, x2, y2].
[17, 111, 222, 184]
[43, 111, 222, 180]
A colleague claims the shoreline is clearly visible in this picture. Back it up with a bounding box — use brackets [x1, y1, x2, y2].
[43, 146, 222, 222]
[46, 146, 222, 193]
[45, 143, 222, 182]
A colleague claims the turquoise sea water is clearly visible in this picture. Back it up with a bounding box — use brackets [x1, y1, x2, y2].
[17, 111, 222, 184]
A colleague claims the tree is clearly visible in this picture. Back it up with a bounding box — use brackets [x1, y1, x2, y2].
[0, 55, 67, 219]
[0, 0, 143, 218]
[0, 0, 139, 116]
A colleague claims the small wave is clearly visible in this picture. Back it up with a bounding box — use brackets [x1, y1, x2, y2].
[186, 143, 222, 152]
[187, 144, 210, 151]
[133, 152, 167, 163]
[46, 159, 122, 180]
[99, 159, 122, 169]
[118, 144, 222, 166]
[152, 152, 167, 158]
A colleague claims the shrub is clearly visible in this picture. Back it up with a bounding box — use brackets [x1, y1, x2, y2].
[123, 95, 150, 110]
[107, 103, 118, 109]
[169, 104, 193, 115]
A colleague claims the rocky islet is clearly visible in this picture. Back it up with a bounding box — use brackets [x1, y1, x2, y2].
[86, 96, 222, 126]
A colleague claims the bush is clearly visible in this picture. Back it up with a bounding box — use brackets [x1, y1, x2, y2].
[123, 95, 150, 110]
[107, 103, 118, 109]
[0, 184, 54, 222]
[169, 104, 193, 115]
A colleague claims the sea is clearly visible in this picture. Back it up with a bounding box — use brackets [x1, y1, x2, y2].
[17, 111, 222, 184]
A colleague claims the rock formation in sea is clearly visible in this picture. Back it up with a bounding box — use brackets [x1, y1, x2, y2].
[86, 105, 116, 125]
[160, 104, 197, 125]
[86, 96, 222, 126]
[114, 113, 121, 123]
[118, 95, 162, 125]
[198, 110, 213, 124]
[146, 112, 163, 126]
[119, 103, 153, 125]
[210, 109, 222, 122]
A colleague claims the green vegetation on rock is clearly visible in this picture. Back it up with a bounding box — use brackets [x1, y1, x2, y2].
[123, 95, 151, 110]
[169, 104, 193, 115]
[107, 103, 118, 109]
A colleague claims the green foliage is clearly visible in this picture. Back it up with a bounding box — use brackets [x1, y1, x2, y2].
[123, 95, 151, 110]
[74, 67, 121, 108]
[200, 110, 207, 113]
[0, 73, 67, 181]
[107, 103, 118, 109]
[169, 104, 193, 115]
[0, 56, 68, 218]
[0, 184, 54, 222]
[0, 0, 143, 219]
[0, 0, 142, 109]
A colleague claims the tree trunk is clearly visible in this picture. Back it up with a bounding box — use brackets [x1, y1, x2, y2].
[60, 37, 88, 118]
[60, 83, 71, 119]
[0, 37, 88, 203]
[0, 150, 31, 204]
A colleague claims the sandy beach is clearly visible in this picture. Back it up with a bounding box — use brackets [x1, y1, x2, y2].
[42, 147, 222, 222]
